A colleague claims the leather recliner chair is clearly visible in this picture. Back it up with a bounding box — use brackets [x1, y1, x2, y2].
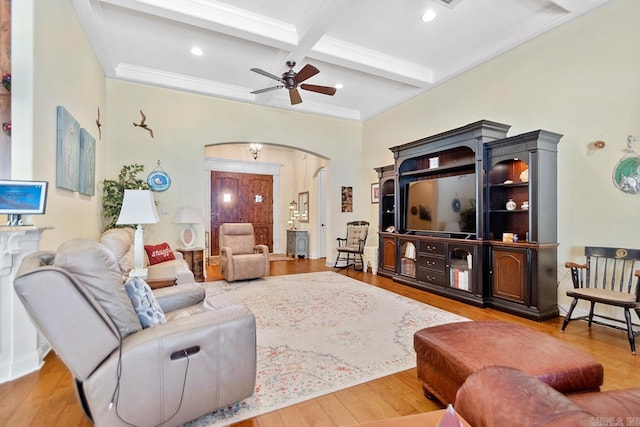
[218, 223, 269, 282]
[14, 239, 257, 427]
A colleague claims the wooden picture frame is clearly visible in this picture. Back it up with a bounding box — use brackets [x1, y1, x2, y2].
[341, 186, 353, 212]
[371, 183, 380, 203]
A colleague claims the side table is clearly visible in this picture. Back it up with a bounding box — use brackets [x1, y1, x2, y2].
[286, 229, 308, 258]
[177, 247, 205, 282]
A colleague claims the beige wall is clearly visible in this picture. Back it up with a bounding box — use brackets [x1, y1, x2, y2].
[105, 80, 362, 259]
[13, 0, 106, 250]
[363, 0, 640, 312]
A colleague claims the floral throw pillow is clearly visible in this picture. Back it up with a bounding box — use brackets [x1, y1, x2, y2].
[124, 277, 166, 328]
[144, 242, 176, 265]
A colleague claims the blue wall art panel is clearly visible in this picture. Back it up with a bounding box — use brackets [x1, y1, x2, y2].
[56, 106, 80, 192]
[79, 128, 96, 196]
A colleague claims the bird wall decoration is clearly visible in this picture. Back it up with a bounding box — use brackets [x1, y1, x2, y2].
[133, 110, 154, 138]
[96, 107, 102, 140]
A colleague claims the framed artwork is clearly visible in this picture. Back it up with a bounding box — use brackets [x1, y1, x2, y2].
[79, 128, 96, 196]
[341, 186, 353, 212]
[371, 183, 379, 203]
[56, 106, 80, 191]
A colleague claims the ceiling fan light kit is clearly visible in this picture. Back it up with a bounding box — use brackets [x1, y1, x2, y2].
[251, 61, 337, 105]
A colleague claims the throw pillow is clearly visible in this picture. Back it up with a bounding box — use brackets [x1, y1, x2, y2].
[124, 277, 167, 328]
[144, 242, 176, 265]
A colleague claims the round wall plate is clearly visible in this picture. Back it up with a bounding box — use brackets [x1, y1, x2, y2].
[147, 170, 171, 192]
[613, 156, 640, 194]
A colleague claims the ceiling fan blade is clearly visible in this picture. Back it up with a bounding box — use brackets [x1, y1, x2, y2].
[300, 84, 337, 96]
[250, 68, 284, 83]
[251, 85, 283, 94]
[294, 64, 319, 84]
[289, 88, 302, 105]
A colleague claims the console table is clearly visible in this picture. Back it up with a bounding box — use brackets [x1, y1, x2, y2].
[286, 229, 308, 258]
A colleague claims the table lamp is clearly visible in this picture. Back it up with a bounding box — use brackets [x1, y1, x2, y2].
[173, 207, 203, 248]
[116, 189, 160, 277]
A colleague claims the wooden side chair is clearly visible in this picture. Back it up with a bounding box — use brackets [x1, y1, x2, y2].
[562, 246, 640, 354]
[334, 221, 369, 270]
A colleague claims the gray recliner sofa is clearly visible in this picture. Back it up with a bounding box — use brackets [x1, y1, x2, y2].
[14, 238, 257, 427]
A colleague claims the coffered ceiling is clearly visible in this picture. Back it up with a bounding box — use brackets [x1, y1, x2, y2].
[72, 0, 609, 121]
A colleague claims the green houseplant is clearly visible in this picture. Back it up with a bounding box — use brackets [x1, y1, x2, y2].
[101, 164, 150, 231]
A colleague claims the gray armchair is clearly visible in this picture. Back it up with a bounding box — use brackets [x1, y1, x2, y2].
[14, 238, 257, 427]
[219, 223, 269, 282]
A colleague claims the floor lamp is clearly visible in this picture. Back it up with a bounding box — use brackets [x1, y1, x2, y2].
[116, 189, 160, 278]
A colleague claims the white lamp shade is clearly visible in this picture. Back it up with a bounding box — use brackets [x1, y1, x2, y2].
[173, 207, 203, 224]
[174, 207, 203, 248]
[116, 190, 160, 275]
[116, 190, 160, 225]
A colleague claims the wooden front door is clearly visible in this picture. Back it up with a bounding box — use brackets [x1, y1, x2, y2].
[210, 171, 273, 255]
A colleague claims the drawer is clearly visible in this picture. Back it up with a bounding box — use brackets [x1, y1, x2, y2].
[417, 254, 446, 272]
[419, 241, 445, 255]
[417, 268, 447, 286]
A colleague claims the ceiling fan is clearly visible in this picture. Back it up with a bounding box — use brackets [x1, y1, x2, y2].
[250, 61, 337, 105]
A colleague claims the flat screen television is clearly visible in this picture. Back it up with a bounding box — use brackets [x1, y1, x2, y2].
[405, 173, 476, 237]
[0, 180, 48, 226]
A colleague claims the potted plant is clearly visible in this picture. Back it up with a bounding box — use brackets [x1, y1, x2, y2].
[101, 164, 150, 231]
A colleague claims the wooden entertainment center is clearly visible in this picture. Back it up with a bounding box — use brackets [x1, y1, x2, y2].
[375, 120, 562, 320]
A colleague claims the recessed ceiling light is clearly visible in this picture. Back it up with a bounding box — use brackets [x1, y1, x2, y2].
[190, 47, 203, 56]
[421, 9, 437, 22]
[335, 83, 344, 89]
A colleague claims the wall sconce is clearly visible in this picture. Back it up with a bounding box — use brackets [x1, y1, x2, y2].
[248, 143, 263, 160]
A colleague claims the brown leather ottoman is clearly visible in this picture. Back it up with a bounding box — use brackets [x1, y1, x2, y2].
[414, 320, 604, 405]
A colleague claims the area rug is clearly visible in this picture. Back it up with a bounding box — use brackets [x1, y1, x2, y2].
[183, 271, 469, 427]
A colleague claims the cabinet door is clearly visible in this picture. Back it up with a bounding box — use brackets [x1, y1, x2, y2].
[492, 248, 528, 303]
[448, 244, 476, 292]
[296, 233, 308, 256]
[381, 237, 396, 270]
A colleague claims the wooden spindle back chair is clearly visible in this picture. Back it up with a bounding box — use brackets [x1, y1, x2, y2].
[562, 246, 640, 354]
[334, 221, 369, 270]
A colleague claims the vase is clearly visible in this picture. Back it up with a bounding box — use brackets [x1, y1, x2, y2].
[506, 199, 516, 211]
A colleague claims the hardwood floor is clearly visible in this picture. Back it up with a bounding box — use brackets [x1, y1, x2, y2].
[1, 258, 638, 426]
